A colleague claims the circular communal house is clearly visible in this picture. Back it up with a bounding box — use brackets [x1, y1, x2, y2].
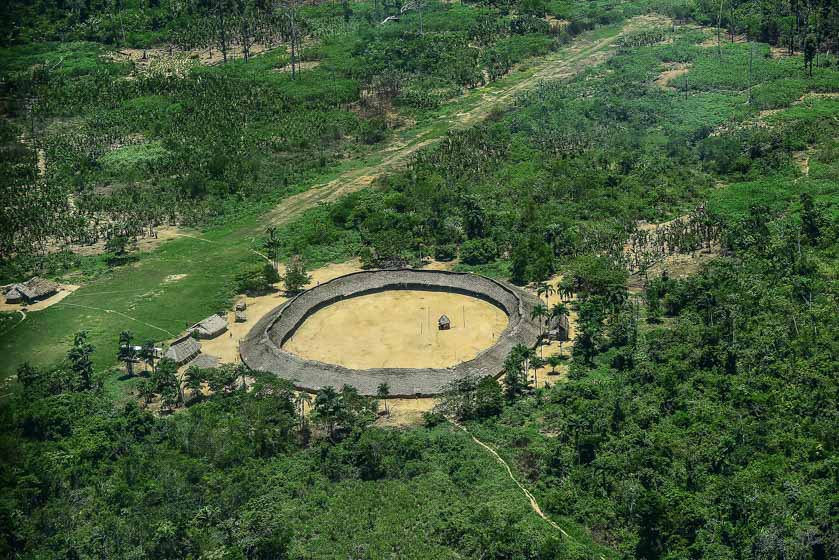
[240, 269, 542, 397]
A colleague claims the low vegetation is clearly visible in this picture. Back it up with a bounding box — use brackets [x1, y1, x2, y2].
[1, 0, 838, 558]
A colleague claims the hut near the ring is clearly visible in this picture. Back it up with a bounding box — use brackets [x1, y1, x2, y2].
[438, 314, 451, 330]
[165, 334, 201, 365]
[4, 277, 59, 304]
[190, 314, 228, 339]
[546, 314, 570, 342]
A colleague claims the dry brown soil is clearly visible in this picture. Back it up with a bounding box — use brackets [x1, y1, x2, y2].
[654, 63, 691, 89]
[284, 290, 509, 369]
[198, 260, 367, 364]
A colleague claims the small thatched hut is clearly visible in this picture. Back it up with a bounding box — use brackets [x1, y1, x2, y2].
[164, 335, 201, 365]
[4, 277, 59, 304]
[4, 287, 24, 304]
[187, 354, 219, 370]
[438, 314, 451, 330]
[190, 314, 228, 339]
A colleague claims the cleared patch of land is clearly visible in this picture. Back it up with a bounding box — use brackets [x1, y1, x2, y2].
[0, 284, 80, 313]
[284, 290, 508, 369]
[199, 260, 365, 364]
[655, 62, 691, 88]
[263, 15, 669, 227]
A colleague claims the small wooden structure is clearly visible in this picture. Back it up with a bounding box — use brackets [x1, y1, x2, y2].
[4, 277, 59, 304]
[235, 310, 247, 323]
[235, 301, 247, 311]
[164, 334, 201, 365]
[438, 314, 451, 330]
[190, 314, 228, 339]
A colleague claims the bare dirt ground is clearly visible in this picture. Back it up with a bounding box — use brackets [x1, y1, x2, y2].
[0, 284, 81, 313]
[654, 63, 691, 89]
[199, 260, 367, 364]
[627, 251, 718, 292]
[770, 46, 793, 59]
[376, 398, 436, 427]
[284, 290, 509, 369]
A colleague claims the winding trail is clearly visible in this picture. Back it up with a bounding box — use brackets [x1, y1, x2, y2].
[0, 310, 27, 338]
[452, 419, 570, 535]
[264, 14, 669, 228]
[453, 419, 609, 558]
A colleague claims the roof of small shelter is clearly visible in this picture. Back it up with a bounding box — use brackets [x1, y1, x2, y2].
[192, 314, 228, 335]
[15, 277, 59, 300]
[165, 335, 201, 363]
[187, 354, 219, 370]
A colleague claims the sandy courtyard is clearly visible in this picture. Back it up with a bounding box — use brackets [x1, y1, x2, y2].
[283, 290, 509, 369]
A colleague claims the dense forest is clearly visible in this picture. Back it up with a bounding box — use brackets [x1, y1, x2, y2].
[1, 0, 838, 558]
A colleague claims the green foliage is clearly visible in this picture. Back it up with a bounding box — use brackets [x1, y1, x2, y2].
[235, 262, 278, 295]
[282, 255, 310, 294]
[437, 374, 506, 421]
[461, 238, 498, 265]
[468, 188, 839, 558]
[1, 3, 838, 558]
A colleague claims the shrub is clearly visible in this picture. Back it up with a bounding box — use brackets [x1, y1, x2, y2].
[460, 238, 498, 265]
[434, 244, 457, 262]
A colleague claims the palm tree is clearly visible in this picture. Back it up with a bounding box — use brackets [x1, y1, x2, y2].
[377, 382, 390, 416]
[524, 346, 538, 388]
[140, 340, 157, 373]
[314, 386, 340, 440]
[531, 303, 548, 334]
[547, 354, 562, 374]
[558, 277, 574, 302]
[537, 282, 555, 305]
[117, 330, 135, 376]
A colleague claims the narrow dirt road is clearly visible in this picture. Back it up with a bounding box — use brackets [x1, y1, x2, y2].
[264, 15, 668, 227]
